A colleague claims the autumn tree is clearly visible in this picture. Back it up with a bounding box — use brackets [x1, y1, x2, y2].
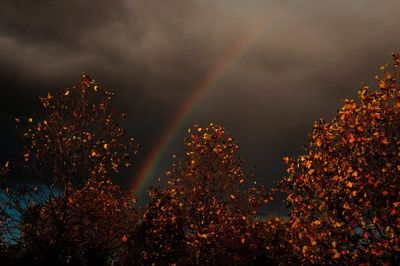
[0, 74, 137, 265]
[141, 124, 270, 265]
[281, 54, 400, 265]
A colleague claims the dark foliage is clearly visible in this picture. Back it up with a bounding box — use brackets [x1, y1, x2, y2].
[2, 54, 399, 265]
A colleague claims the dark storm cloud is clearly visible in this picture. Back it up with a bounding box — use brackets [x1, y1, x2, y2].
[1, 0, 400, 213]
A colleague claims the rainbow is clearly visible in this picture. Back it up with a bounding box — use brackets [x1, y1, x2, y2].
[131, 29, 261, 196]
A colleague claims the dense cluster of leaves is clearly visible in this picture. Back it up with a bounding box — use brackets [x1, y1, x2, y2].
[281, 54, 400, 265]
[20, 179, 136, 265]
[248, 217, 299, 265]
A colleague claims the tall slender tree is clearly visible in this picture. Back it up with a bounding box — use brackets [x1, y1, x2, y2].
[0, 74, 137, 265]
[142, 124, 270, 265]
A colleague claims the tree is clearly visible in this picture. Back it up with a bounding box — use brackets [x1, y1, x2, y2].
[0, 74, 137, 265]
[142, 123, 271, 265]
[281, 54, 400, 265]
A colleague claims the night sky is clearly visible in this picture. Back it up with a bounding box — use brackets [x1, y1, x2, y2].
[1, 0, 400, 215]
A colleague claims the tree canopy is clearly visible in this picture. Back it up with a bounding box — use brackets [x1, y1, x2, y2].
[281, 54, 400, 265]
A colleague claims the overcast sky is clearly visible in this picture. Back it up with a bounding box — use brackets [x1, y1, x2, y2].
[1, 0, 400, 214]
